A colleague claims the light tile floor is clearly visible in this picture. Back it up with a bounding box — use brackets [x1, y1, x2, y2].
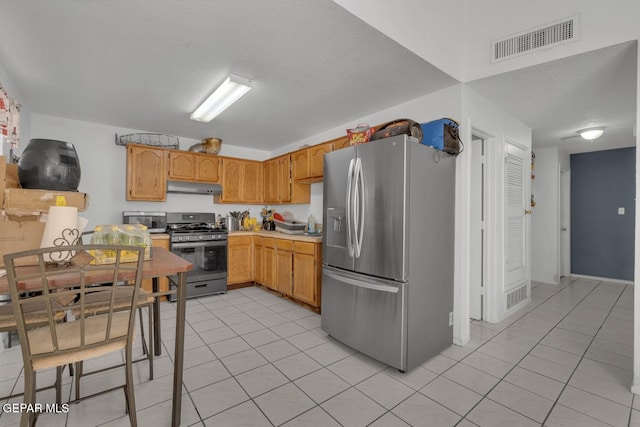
[0, 277, 637, 426]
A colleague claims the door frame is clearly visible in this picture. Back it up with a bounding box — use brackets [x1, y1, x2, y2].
[469, 133, 488, 320]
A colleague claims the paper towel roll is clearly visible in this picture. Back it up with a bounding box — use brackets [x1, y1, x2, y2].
[40, 206, 88, 263]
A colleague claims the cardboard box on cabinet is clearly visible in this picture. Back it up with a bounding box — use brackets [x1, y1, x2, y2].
[0, 156, 20, 208]
[3, 188, 89, 212]
[0, 209, 47, 268]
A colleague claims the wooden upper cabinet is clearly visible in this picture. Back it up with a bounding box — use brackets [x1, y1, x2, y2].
[292, 149, 309, 181]
[332, 135, 350, 151]
[168, 151, 220, 183]
[292, 140, 333, 183]
[309, 141, 333, 179]
[264, 154, 309, 204]
[167, 151, 196, 181]
[218, 157, 242, 202]
[263, 158, 278, 203]
[241, 160, 263, 203]
[196, 154, 220, 182]
[217, 157, 262, 203]
[126, 144, 167, 201]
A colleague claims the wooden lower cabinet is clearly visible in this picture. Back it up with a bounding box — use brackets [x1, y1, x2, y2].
[253, 236, 263, 285]
[145, 234, 170, 299]
[262, 238, 276, 290]
[227, 233, 322, 309]
[275, 239, 293, 295]
[292, 242, 321, 306]
[227, 235, 253, 285]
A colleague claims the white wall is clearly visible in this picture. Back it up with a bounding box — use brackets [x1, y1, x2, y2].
[275, 84, 464, 231]
[632, 35, 640, 395]
[27, 114, 271, 229]
[25, 84, 463, 230]
[334, 0, 640, 83]
[531, 146, 560, 284]
[459, 85, 532, 337]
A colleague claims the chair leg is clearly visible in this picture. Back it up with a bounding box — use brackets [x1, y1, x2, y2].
[147, 305, 153, 380]
[74, 361, 83, 401]
[55, 366, 63, 404]
[21, 370, 36, 427]
[138, 308, 147, 356]
[125, 350, 137, 427]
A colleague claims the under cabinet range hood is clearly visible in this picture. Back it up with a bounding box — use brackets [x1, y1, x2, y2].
[166, 180, 222, 195]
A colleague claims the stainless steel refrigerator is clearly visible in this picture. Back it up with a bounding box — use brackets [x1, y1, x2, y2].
[321, 134, 456, 372]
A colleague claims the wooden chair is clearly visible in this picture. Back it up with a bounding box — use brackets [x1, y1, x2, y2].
[0, 298, 68, 403]
[70, 284, 155, 401]
[4, 244, 145, 427]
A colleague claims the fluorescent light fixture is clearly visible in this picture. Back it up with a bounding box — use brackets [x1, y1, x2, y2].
[190, 74, 252, 122]
[577, 127, 604, 141]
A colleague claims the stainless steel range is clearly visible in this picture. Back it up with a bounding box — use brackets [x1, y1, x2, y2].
[166, 212, 227, 301]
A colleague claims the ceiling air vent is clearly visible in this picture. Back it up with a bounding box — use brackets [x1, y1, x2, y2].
[492, 15, 578, 62]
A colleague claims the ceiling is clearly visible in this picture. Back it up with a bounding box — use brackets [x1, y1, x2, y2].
[0, 1, 636, 155]
[0, 0, 456, 152]
[467, 41, 637, 155]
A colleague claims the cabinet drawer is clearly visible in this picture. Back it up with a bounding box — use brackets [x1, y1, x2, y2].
[228, 235, 252, 246]
[294, 241, 315, 255]
[253, 236, 263, 246]
[276, 239, 293, 251]
[263, 237, 275, 247]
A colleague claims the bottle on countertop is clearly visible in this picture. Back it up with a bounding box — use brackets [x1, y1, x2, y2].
[307, 214, 316, 234]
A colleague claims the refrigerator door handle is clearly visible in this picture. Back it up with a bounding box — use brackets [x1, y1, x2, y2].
[324, 267, 400, 294]
[353, 157, 360, 257]
[346, 158, 355, 257]
[355, 157, 365, 258]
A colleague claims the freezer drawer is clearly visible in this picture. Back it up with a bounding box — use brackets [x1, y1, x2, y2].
[321, 266, 407, 370]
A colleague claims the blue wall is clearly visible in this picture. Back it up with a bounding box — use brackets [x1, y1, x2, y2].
[571, 147, 635, 281]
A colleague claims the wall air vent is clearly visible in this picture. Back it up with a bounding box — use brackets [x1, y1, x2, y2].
[506, 284, 528, 310]
[492, 16, 578, 62]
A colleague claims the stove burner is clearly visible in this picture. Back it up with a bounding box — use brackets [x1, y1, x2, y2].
[167, 222, 225, 233]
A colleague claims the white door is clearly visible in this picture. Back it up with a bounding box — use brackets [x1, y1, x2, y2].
[470, 136, 485, 320]
[504, 139, 530, 309]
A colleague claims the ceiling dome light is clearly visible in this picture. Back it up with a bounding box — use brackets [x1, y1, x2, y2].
[577, 127, 605, 141]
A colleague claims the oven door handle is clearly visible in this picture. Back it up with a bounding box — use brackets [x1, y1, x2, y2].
[170, 241, 227, 249]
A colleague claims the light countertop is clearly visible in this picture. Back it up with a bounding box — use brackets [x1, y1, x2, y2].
[228, 229, 322, 243]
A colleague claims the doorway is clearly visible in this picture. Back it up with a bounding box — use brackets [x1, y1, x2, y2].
[469, 134, 486, 320]
[560, 170, 571, 278]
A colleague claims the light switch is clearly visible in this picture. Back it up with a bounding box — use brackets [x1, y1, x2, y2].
[618, 207, 625, 215]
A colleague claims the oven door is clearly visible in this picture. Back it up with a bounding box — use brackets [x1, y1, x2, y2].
[170, 240, 227, 282]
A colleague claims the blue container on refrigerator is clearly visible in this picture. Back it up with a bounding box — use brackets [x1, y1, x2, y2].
[420, 118, 459, 152]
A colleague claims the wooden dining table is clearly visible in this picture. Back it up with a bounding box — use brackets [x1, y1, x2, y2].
[0, 246, 193, 427]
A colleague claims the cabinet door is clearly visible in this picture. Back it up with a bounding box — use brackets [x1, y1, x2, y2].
[167, 151, 196, 181]
[332, 136, 350, 151]
[263, 239, 276, 290]
[228, 235, 253, 284]
[126, 144, 167, 201]
[277, 156, 292, 203]
[241, 161, 263, 203]
[309, 141, 333, 178]
[196, 154, 220, 183]
[263, 159, 278, 203]
[220, 158, 242, 202]
[293, 252, 316, 306]
[275, 239, 293, 295]
[254, 236, 263, 285]
[292, 149, 309, 181]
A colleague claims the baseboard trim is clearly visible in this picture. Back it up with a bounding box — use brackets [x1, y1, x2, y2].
[570, 274, 634, 285]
